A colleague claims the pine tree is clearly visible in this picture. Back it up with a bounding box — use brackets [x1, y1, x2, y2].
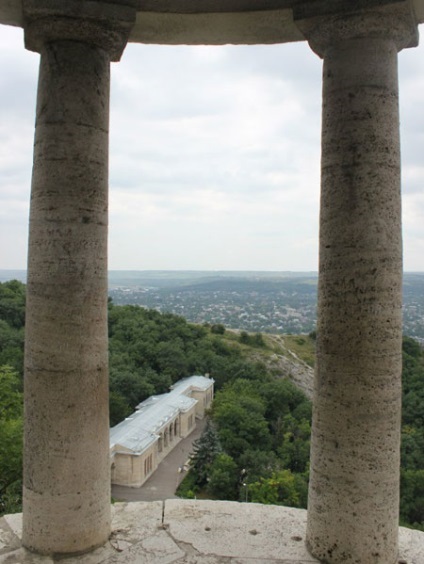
[189, 420, 222, 486]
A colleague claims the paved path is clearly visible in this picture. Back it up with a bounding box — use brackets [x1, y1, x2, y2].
[112, 418, 207, 502]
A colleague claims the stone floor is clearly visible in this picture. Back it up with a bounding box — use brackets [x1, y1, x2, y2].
[1, 500, 423, 563]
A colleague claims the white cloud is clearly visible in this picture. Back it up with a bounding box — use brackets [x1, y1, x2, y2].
[1, 23, 424, 270]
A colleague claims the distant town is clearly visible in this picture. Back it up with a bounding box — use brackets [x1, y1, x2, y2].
[2, 270, 424, 341]
[107, 271, 424, 341]
[109, 275, 317, 335]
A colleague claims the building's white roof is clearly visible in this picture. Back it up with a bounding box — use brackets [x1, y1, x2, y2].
[110, 375, 213, 455]
[170, 374, 214, 394]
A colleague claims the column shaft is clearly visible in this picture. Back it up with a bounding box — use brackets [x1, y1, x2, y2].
[23, 40, 111, 555]
[306, 37, 403, 564]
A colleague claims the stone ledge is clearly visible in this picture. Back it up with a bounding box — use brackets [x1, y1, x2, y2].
[0, 500, 423, 563]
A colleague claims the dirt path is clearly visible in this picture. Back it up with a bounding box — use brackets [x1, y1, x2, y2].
[112, 418, 207, 502]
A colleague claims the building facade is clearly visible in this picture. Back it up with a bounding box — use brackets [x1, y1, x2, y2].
[110, 375, 214, 487]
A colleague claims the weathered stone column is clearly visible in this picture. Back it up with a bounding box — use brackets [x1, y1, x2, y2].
[22, 1, 135, 555]
[295, 3, 418, 563]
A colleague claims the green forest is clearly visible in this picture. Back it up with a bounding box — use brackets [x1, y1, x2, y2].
[0, 280, 423, 531]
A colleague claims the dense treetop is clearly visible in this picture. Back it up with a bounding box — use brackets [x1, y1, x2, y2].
[0, 280, 422, 530]
[107, 302, 270, 425]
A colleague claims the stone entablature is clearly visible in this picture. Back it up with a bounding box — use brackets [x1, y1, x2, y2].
[110, 375, 214, 487]
[2, 1, 424, 45]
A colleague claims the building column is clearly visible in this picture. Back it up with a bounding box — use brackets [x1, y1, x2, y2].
[295, 3, 418, 563]
[22, 2, 135, 555]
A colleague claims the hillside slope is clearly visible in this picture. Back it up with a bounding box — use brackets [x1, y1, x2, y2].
[217, 329, 315, 399]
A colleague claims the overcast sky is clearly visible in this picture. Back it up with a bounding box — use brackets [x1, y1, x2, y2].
[1, 24, 424, 271]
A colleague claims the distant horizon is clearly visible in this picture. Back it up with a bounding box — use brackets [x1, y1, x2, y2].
[2, 268, 424, 274]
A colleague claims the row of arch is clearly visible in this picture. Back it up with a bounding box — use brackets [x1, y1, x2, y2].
[158, 418, 179, 453]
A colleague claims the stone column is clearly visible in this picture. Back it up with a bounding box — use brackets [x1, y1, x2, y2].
[295, 3, 418, 563]
[22, 1, 135, 556]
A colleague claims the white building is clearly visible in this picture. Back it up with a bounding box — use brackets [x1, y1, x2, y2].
[110, 375, 214, 487]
